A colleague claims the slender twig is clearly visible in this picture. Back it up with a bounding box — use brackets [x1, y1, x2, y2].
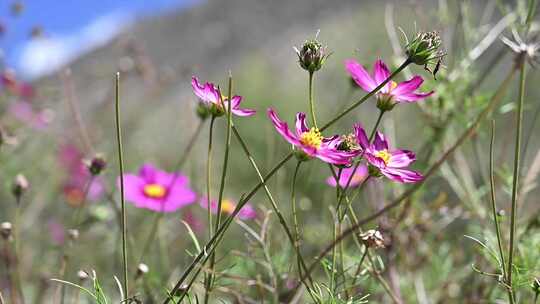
[348, 245, 369, 296]
[507, 54, 527, 303]
[291, 161, 303, 290]
[203, 115, 216, 301]
[115, 72, 129, 299]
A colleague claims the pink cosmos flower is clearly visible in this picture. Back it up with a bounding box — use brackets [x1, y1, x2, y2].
[191, 76, 256, 117]
[345, 59, 433, 103]
[355, 124, 422, 183]
[199, 197, 257, 220]
[267, 108, 358, 165]
[58, 144, 104, 206]
[326, 164, 368, 188]
[9, 101, 54, 130]
[119, 163, 196, 213]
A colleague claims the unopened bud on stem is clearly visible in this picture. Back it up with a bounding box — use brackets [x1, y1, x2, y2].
[294, 34, 330, 73]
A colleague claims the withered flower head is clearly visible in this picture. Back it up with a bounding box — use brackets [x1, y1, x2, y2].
[1, 222, 12, 240]
[360, 229, 385, 249]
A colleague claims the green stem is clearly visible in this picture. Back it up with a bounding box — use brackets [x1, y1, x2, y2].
[203, 115, 216, 300]
[115, 72, 129, 299]
[507, 56, 527, 302]
[206, 75, 234, 303]
[308, 71, 318, 129]
[348, 245, 368, 295]
[488, 121, 507, 279]
[291, 161, 303, 288]
[369, 110, 385, 140]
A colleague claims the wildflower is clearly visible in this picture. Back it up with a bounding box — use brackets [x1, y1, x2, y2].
[191, 76, 256, 118]
[0, 222, 12, 240]
[8, 101, 54, 130]
[501, 30, 540, 67]
[345, 59, 433, 111]
[200, 198, 257, 220]
[12, 174, 29, 201]
[326, 164, 368, 188]
[267, 108, 359, 165]
[359, 229, 385, 249]
[294, 34, 330, 73]
[1, 69, 35, 100]
[355, 124, 422, 183]
[119, 163, 196, 213]
[58, 144, 104, 207]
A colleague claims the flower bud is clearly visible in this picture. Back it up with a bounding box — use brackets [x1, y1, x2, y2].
[359, 229, 385, 249]
[136, 263, 149, 277]
[1, 222, 12, 240]
[12, 174, 29, 201]
[405, 31, 442, 66]
[294, 37, 329, 73]
[86, 155, 107, 176]
[77, 270, 89, 281]
[67, 229, 79, 241]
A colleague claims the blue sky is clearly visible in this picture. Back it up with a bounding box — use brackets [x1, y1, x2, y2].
[0, 0, 198, 79]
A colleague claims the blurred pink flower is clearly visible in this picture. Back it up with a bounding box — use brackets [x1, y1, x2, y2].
[355, 124, 422, 183]
[191, 76, 256, 117]
[182, 209, 204, 233]
[267, 108, 359, 165]
[326, 164, 368, 188]
[345, 59, 433, 103]
[1, 69, 35, 100]
[8, 101, 54, 130]
[48, 220, 65, 245]
[58, 144, 104, 206]
[199, 197, 257, 220]
[119, 163, 196, 213]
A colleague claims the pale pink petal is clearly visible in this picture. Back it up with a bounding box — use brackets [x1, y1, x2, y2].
[345, 59, 376, 92]
[191, 76, 220, 105]
[381, 167, 423, 183]
[326, 165, 368, 188]
[388, 150, 416, 168]
[395, 91, 434, 102]
[231, 107, 256, 117]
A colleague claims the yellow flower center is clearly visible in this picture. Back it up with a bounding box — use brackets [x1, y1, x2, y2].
[388, 81, 398, 92]
[221, 199, 236, 214]
[300, 127, 323, 149]
[374, 149, 391, 165]
[143, 184, 167, 198]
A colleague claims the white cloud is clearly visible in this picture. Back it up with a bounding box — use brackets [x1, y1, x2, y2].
[16, 12, 133, 79]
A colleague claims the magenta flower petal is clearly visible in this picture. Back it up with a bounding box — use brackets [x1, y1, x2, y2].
[391, 76, 424, 95]
[345, 59, 376, 92]
[354, 124, 370, 149]
[388, 150, 416, 168]
[373, 59, 391, 90]
[199, 198, 257, 220]
[381, 167, 423, 183]
[326, 165, 368, 188]
[228, 95, 256, 117]
[121, 174, 148, 208]
[373, 131, 388, 151]
[295, 112, 309, 136]
[395, 91, 434, 102]
[191, 76, 220, 105]
[267, 108, 301, 146]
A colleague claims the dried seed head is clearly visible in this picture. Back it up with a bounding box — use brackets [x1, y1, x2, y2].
[67, 229, 79, 241]
[405, 30, 445, 78]
[86, 154, 107, 176]
[1, 222, 13, 240]
[294, 32, 330, 73]
[136, 263, 149, 276]
[501, 30, 540, 67]
[77, 270, 89, 281]
[12, 174, 29, 201]
[360, 229, 385, 249]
